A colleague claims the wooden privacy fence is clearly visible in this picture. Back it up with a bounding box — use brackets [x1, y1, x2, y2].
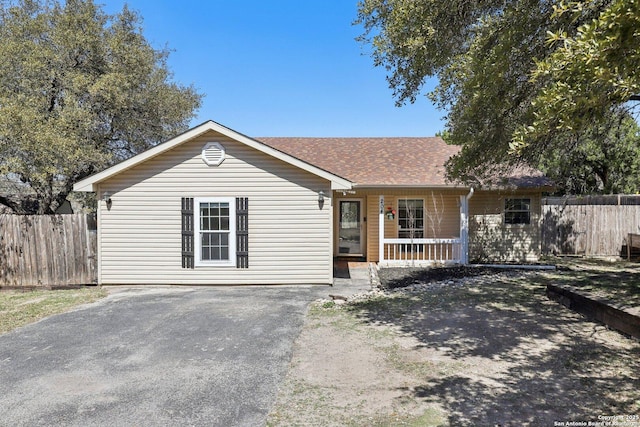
[0, 214, 97, 288]
[542, 195, 640, 257]
[627, 233, 640, 260]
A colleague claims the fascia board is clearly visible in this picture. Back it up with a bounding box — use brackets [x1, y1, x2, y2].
[73, 120, 353, 192]
[72, 123, 213, 192]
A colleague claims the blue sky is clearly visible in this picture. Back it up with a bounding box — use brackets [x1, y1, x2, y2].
[101, 0, 444, 137]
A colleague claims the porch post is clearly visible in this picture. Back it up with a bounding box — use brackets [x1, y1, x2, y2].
[379, 195, 384, 263]
[460, 195, 469, 264]
[460, 188, 474, 265]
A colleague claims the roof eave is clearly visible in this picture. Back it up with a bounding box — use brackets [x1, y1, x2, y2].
[73, 122, 216, 192]
[353, 183, 467, 189]
[73, 120, 353, 192]
[351, 183, 553, 191]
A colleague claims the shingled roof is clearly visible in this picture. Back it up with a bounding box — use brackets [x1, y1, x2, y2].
[257, 137, 460, 187]
[257, 137, 552, 188]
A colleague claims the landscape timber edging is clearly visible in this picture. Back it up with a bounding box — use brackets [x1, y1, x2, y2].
[546, 283, 640, 339]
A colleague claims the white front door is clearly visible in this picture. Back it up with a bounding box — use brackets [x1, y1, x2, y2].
[338, 199, 363, 255]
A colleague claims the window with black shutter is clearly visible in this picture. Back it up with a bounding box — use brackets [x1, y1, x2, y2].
[236, 197, 249, 268]
[185, 196, 249, 268]
[181, 197, 194, 269]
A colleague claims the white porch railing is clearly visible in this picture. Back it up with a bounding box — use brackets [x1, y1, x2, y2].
[380, 238, 463, 265]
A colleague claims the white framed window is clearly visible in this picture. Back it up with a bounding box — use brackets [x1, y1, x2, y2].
[504, 198, 531, 225]
[398, 199, 424, 238]
[194, 197, 236, 266]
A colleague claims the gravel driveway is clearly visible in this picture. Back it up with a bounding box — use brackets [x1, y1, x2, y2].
[0, 285, 326, 427]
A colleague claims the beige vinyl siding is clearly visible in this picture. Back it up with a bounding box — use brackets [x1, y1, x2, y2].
[469, 190, 541, 262]
[97, 130, 333, 285]
[366, 195, 379, 262]
[334, 189, 464, 262]
[334, 188, 542, 263]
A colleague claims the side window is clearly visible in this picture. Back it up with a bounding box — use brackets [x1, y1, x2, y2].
[398, 199, 424, 238]
[504, 198, 531, 225]
[194, 197, 236, 266]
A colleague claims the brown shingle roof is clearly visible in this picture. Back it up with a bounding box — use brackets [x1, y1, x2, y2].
[257, 137, 462, 187]
[257, 137, 553, 189]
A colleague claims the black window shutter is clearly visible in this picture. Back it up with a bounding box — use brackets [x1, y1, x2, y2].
[236, 197, 249, 268]
[181, 197, 194, 269]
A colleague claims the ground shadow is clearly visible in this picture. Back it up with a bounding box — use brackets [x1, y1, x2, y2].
[333, 260, 351, 279]
[347, 270, 640, 426]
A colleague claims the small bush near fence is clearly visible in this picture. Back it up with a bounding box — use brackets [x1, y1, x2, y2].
[0, 214, 97, 288]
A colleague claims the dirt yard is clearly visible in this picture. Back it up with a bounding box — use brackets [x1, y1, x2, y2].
[267, 266, 640, 426]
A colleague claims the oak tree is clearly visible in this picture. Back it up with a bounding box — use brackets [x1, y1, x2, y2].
[0, 0, 202, 213]
[541, 110, 640, 194]
[356, 0, 640, 192]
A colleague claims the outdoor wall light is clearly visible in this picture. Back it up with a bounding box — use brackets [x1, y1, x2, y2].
[102, 191, 112, 204]
[318, 190, 325, 210]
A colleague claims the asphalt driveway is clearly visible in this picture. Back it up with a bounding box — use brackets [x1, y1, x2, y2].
[0, 285, 329, 427]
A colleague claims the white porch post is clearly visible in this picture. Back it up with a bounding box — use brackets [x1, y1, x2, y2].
[459, 195, 469, 264]
[379, 195, 385, 263]
[460, 188, 474, 265]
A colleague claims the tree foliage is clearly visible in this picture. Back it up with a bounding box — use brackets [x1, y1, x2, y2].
[541, 110, 640, 194]
[356, 0, 640, 193]
[513, 0, 640, 152]
[0, 0, 202, 213]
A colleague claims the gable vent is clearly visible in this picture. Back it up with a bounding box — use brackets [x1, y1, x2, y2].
[202, 142, 225, 166]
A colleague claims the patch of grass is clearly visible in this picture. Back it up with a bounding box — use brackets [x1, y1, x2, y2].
[320, 300, 336, 309]
[310, 299, 400, 343]
[346, 407, 449, 427]
[0, 287, 107, 335]
[383, 342, 437, 379]
[378, 259, 640, 315]
[266, 378, 338, 427]
[351, 275, 542, 319]
[347, 293, 423, 317]
[535, 257, 640, 308]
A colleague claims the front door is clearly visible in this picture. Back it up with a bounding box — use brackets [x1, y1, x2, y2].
[338, 200, 363, 255]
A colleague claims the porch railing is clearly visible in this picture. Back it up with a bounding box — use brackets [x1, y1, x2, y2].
[381, 238, 463, 265]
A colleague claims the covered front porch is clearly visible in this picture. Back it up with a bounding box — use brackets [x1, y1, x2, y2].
[334, 189, 473, 266]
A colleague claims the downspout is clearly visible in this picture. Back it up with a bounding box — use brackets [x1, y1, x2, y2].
[466, 187, 475, 201]
[462, 187, 474, 264]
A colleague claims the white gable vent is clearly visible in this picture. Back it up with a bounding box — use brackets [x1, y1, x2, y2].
[202, 142, 225, 166]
